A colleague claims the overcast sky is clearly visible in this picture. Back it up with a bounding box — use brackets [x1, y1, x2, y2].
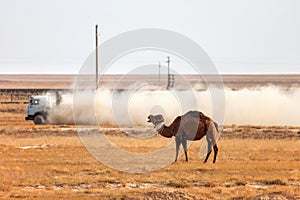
[0, 0, 299, 74]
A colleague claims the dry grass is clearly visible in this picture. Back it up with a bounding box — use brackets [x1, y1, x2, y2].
[0, 101, 299, 199]
[0, 92, 30, 103]
[0, 135, 299, 199]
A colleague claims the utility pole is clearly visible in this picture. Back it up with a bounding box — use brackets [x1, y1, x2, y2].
[158, 62, 161, 83]
[95, 25, 99, 90]
[166, 56, 170, 89]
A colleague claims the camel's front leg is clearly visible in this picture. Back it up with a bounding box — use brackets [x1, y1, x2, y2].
[174, 136, 181, 162]
[182, 137, 188, 162]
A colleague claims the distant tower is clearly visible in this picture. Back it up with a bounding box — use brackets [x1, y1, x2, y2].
[170, 74, 175, 88]
[166, 56, 170, 89]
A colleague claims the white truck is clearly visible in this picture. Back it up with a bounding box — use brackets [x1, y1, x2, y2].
[25, 92, 62, 125]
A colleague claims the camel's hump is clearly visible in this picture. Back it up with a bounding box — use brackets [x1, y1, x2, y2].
[183, 111, 210, 120]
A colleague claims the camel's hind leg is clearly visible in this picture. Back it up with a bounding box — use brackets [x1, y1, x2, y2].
[204, 121, 218, 163]
[213, 144, 218, 163]
[203, 139, 212, 163]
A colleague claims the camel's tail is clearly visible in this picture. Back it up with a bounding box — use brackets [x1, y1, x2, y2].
[213, 121, 219, 133]
[207, 120, 218, 145]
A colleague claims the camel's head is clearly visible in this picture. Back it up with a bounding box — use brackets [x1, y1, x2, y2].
[147, 114, 165, 126]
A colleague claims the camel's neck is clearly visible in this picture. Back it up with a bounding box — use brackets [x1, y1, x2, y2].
[158, 124, 174, 138]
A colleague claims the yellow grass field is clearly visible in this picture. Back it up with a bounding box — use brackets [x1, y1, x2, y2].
[0, 75, 300, 199]
[0, 102, 299, 199]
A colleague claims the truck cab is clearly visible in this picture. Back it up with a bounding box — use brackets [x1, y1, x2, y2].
[25, 95, 52, 125]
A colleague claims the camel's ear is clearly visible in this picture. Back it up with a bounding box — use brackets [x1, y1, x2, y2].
[157, 114, 165, 122]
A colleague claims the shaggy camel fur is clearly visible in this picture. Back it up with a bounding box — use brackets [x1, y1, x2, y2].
[148, 111, 219, 163]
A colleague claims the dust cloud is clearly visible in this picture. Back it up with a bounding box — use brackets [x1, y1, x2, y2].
[223, 86, 300, 126]
[48, 86, 300, 126]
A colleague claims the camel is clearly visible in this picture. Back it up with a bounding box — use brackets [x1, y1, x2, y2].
[147, 111, 219, 163]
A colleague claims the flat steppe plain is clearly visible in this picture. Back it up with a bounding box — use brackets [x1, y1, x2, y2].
[1, 74, 300, 89]
[0, 75, 299, 199]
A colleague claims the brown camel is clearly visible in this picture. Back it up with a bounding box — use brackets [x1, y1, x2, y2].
[147, 111, 219, 163]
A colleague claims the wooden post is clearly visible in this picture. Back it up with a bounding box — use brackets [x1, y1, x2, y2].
[95, 25, 99, 90]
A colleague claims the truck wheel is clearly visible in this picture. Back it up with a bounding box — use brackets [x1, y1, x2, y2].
[34, 114, 45, 125]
